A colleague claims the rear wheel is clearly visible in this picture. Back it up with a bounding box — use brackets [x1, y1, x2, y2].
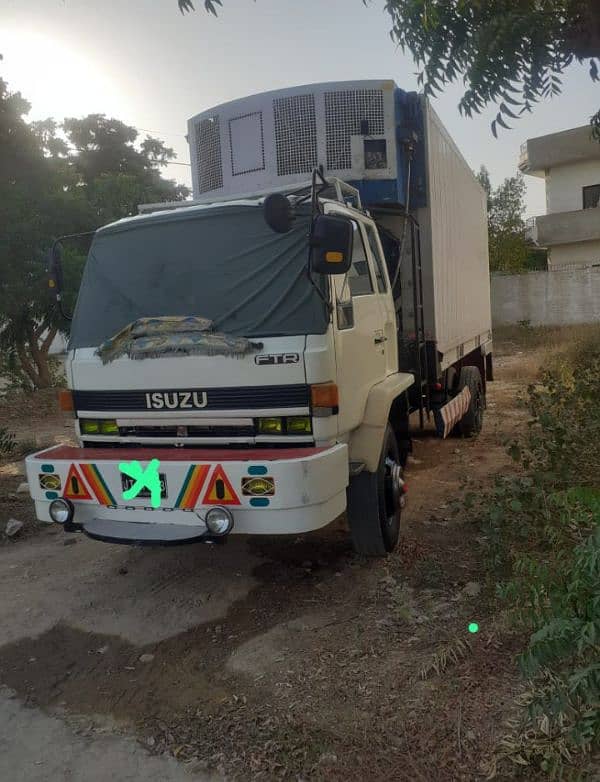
[347, 425, 403, 556]
[457, 366, 484, 437]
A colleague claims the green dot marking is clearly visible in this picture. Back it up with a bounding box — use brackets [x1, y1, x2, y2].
[468, 622, 479, 634]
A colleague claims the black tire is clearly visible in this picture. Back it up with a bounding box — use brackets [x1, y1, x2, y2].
[347, 425, 402, 556]
[457, 366, 484, 437]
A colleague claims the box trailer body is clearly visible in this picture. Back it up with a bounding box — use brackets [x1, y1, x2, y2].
[417, 101, 491, 367]
[27, 80, 492, 556]
[184, 81, 492, 380]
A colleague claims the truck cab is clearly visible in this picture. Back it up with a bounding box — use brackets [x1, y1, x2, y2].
[26, 80, 492, 557]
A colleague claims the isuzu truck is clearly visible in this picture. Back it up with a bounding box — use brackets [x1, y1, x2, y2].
[26, 80, 492, 556]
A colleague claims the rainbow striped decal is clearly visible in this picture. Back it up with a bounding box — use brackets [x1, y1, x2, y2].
[80, 463, 116, 506]
[175, 465, 210, 509]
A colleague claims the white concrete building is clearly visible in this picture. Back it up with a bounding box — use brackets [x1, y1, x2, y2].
[519, 125, 600, 269]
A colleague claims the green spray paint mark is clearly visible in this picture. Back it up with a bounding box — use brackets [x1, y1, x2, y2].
[468, 622, 479, 634]
[119, 459, 162, 508]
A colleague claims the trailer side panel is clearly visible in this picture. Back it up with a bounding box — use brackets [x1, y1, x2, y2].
[418, 100, 491, 362]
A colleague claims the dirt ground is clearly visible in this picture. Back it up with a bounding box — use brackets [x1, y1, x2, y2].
[0, 348, 534, 781]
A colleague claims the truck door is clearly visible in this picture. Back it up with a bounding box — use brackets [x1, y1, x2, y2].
[332, 219, 388, 435]
[362, 220, 399, 376]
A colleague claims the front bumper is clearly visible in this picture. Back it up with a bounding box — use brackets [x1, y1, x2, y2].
[26, 444, 349, 544]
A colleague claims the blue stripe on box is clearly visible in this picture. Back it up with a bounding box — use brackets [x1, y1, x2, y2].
[41, 464, 55, 473]
[250, 497, 270, 508]
[45, 491, 58, 500]
[247, 466, 268, 476]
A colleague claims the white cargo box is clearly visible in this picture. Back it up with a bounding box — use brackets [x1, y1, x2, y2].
[376, 99, 491, 370]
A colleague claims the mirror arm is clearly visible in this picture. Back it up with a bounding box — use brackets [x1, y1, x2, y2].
[306, 266, 333, 319]
[310, 166, 329, 218]
[51, 230, 97, 253]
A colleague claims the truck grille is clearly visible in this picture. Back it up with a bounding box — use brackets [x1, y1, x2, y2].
[74, 384, 310, 412]
[118, 424, 255, 438]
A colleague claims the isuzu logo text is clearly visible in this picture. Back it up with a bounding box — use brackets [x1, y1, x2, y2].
[145, 391, 208, 410]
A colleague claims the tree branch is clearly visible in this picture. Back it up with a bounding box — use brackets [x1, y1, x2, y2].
[33, 316, 51, 341]
[15, 341, 39, 388]
[41, 325, 58, 353]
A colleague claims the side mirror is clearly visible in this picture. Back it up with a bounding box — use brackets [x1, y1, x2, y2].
[310, 215, 353, 275]
[263, 193, 295, 234]
[47, 242, 64, 295]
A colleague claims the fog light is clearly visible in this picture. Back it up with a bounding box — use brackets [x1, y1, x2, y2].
[49, 498, 74, 524]
[99, 419, 119, 435]
[80, 419, 100, 434]
[205, 507, 234, 536]
[258, 417, 283, 434]
[286, 416, 312, 434]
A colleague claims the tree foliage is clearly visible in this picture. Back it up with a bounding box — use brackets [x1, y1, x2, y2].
[0, 76, 93, 389]
[380, 0, 600, 137]
[0, 69, 189, 390]
[180, 0, 600, 136]
[476, 165, 535, 273]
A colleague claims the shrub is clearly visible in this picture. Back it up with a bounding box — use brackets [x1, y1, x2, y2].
[469, 357, 600, 776]
[0, 426, 15, 455]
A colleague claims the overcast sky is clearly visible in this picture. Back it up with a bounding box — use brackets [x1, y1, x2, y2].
[3, 0, 599, 216]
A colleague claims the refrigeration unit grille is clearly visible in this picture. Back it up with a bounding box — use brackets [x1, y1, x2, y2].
[325, 89, 385, 171]
[195, 115, 223, 193]
[273, 94, 318, 176]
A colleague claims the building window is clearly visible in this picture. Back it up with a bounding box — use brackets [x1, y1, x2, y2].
[583, 184, 600, 209]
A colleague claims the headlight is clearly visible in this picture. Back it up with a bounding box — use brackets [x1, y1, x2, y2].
[286, 416, 312, 434]
[80, 419, 100, 434]
[80, 419, 118, 435]
[205, 507, 234, 536]
[258, 417, 283, 434]
[49, 498, 74, 524]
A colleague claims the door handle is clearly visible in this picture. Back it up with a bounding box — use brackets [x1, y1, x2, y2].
[374, 335, 388, 344]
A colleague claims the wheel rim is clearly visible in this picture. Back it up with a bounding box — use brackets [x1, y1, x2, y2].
[384, 454, 402, 526]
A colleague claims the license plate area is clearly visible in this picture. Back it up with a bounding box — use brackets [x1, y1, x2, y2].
[121, 473, 168, 499]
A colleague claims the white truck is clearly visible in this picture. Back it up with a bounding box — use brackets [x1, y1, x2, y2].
[26, 80, 492, 556]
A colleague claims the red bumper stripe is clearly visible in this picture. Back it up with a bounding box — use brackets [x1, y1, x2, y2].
[35, 445, 327, 462]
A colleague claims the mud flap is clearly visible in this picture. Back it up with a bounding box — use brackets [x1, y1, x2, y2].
[435, 386, 472, 438]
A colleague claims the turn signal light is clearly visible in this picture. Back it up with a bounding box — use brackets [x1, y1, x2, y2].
[58, 389, 74, 411]
[310, 382, 339, 410]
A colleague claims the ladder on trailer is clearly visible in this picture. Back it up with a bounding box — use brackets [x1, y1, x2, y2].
[410, 221, 430, 429]
[378, 214, 431, 429]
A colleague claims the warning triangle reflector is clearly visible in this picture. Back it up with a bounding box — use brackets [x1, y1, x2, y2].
[202, 465, 240, 506]
[63, 464, 92, 501]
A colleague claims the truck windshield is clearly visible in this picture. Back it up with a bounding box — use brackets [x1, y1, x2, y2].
[69, 204, 327, 349]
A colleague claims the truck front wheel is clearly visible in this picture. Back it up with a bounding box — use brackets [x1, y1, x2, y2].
[347, 425, 403, 556]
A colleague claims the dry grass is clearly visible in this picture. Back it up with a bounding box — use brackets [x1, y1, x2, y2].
[494, 323, 600, 357]
[493, 323, 600, 381]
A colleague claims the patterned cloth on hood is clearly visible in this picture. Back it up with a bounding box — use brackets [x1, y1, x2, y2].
[96, 316, 263, 364]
